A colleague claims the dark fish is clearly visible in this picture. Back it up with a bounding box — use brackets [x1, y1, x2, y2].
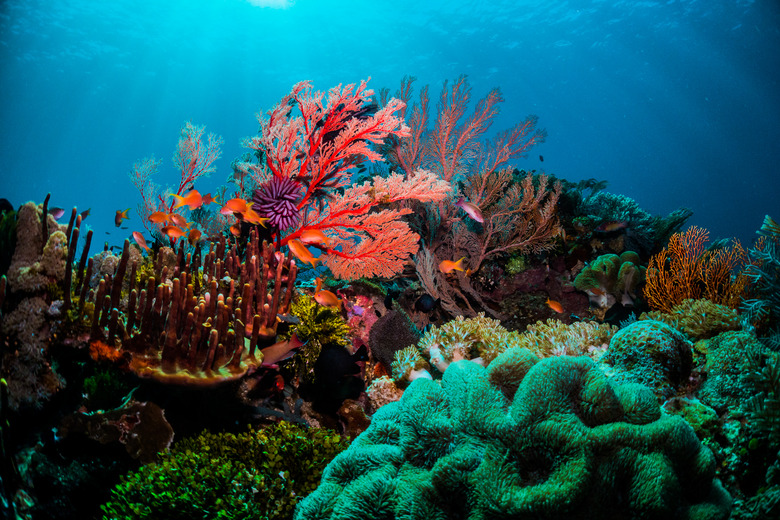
[384, 288, 400, 310]
[80, 208, 91, 220]
[539, 155, 544, 162]
[595, 221, 628, 233]
[48, 207, 66, 220]
[414, 294, 440, 313]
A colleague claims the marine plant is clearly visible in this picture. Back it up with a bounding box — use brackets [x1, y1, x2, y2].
[295, 352, 731, 519]
[100, 421, 349, 520]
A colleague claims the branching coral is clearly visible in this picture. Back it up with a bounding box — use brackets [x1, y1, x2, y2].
[517, 318, 618, 358]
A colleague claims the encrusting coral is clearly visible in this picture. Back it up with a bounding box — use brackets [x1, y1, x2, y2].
[295, 350, 731, 519]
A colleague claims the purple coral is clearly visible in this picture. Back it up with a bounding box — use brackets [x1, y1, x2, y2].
[251, 175, 302, 231]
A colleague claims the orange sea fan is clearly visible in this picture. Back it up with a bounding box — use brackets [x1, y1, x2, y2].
[644, 226, 748, 313]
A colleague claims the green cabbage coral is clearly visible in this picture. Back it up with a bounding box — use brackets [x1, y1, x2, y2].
[100, 421, 349, 520]
[574, 250, 645, 309]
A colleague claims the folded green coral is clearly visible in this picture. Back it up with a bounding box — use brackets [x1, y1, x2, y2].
[296, 351, 731, 519]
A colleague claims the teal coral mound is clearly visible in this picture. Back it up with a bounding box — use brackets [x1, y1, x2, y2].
[603, 320, 693, 400]
[295, 351, 731, 520]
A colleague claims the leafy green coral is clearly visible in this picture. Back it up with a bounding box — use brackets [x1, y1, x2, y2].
[100, 421, 349, 520]
[295, 352, 731, 520]
[574, 251, 645, 309]
[282, 294, 351, 383]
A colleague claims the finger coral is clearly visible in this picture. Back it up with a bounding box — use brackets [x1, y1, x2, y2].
[295, 351, 731, 519]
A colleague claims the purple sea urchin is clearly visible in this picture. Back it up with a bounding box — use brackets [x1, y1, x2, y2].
[252, 176, 302, 231]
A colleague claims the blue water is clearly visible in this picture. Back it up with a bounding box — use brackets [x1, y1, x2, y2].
[1, 0, 778, 250]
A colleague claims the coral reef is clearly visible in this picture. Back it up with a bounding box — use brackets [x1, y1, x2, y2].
[517, 318, 618, 358]
[295, 352, 731, 519]
[699, 331, 767, 411]
[641, 298, 742, 340]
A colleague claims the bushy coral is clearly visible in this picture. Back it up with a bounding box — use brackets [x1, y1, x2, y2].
[415, 313, 524, 373]
[602, 320, 693, 400]
[100, 422, 349, 520]
[295, 352, 731, 519]
[517, 318, 618, 358]
[574, 250, 645, 310]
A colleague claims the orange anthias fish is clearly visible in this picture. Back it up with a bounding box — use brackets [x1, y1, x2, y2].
[187, 228, 202, 246]
[229, 221, 242, 236]
[148, 211, 170, 224]
[161, 225, 186, 239]
[115, 208, 130, 227]
[595, 221, 628, 233]
[220, 198, 249, 216]
[242, 206, 268, 227]
[287, 239, 320, 266]
[439, 257, 466, 274]
[202, 193, 216, 205]
[260, 333, 305, 367]
[546, 298, 564, 313]
[132, 231, 150, 253]
[314, 277, 342, 309]
[171, 189, 203, 210]
[299, 229, 332, 247]
[168, 213, 189, 229]
[455, 197, 484, 223]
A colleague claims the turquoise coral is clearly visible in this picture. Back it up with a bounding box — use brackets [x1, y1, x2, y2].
[603, 319, 693, 400]
[295, 351, 731, 519]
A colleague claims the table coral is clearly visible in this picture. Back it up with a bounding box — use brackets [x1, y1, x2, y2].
[295, 351, 731, 519]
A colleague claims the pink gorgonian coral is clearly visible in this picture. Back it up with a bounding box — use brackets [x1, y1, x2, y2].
[252, 175, 302, 231]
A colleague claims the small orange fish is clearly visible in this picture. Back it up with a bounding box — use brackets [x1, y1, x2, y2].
[287, 239, 319, 266]
[299, 228, 331, 247]
[229, 221, 242, 236]
[115, 208, 130, 227]
[171, 189, 203, 210]
[220, 198, 248, 215]
[546, 298, 564, 313]
[168, 213, 189, 228]
[187, 228, 202, 246]
[242, 206, 268, 227]
[148, 211, 169, 224]
[595, 221, 628, 233]
[260, 333, 305, 367]
[202, 193, 216, 205]
[132, 231, 150, 252]
[161, 225, 185, 239]
[314, 277, 342, 309]
[455, 197, 484, 223]
[439, 257, 466, 274]
[589, 287, 606, 297]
